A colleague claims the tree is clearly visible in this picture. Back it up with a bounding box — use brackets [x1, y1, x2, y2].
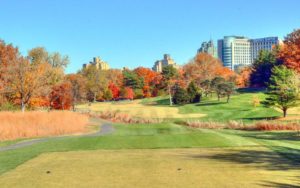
[81, 66, 108, 102]
[103, 89, 113, 101]
[173, 87, 190, 105]
[49, 81, 72, 110]
[108, 82, 120, 99]
[278, 29, 300, 73]
[123, 70, 144, 89]
[199, 80, 212, 97]
[264, 65, 299, 117]
[183, 53, 234, 82]
[187, 81, 201, 103]
[48, 52, 69, 69]
[250, 49, 279, 87]
[66, 74, 87, 111]
[162, 65, 178, 106]
[1, 57, 51, 112]
[236, 66, 252, 88]
[134, 67, 158, 97]
[216, 82, 235, 103]
[28, 47, 48, 65]
[211, 77, 225, 98]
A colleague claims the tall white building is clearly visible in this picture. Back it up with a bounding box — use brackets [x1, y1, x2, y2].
[218, 36, 279, 70]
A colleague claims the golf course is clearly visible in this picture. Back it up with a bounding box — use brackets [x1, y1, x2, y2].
[0, 90, 300, 187]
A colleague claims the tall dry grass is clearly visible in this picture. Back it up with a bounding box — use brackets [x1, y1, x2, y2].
[0, 111, 89, 141]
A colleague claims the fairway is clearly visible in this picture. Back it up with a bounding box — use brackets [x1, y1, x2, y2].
[77, 100, 206, 119]
[0, 148, 299, 188]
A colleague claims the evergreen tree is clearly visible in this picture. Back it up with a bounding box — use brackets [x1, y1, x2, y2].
[264, 65, 299, 117]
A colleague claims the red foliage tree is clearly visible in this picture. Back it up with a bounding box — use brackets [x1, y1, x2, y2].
[125, 87, 134, 100]
[108, 82, 120, 99]
[49, 82, 72, 110]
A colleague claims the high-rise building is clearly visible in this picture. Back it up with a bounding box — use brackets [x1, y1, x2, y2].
[198, 40, 218, 58]
[251, 37, 279, 62]
[218, 36, 279, 70]
[152, 54, 179, 72]
[83, 57, 110, 70]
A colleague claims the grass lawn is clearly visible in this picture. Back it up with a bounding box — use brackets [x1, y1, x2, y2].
[0, 147, 299, 188]
[0, 123, 300, 187]
[77, 91, 286, 123]
[1, 90, 300, 187]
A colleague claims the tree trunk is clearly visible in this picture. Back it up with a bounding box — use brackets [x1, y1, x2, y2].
[283, 108, 287, 118]
[21, 101, 26, 113]
[168, 85, 173, 106]
[227, 95, 230, 103]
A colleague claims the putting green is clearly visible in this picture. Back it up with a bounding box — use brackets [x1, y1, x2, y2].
[0, 147, 299, 188]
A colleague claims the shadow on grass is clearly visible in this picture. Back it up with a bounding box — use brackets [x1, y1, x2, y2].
[259, 179, 300, 188]
[241, 131, 300, 142]
[196, 101, 226, 107]
[241, 116, 279, 121]
[186, 147, 300, 171]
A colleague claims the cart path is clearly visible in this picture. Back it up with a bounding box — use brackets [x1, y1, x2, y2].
[0, 119, 114, 152]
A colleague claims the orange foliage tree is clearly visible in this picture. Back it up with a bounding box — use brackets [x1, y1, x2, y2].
[235, 67, 252, 88]
[183, 53, 235, 82]
[134, 67, 158, 97]
[278, 29, 300, 73]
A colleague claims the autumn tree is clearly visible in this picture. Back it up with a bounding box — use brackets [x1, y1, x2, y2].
[66, 74, 87, 110]
[278, 29, 300, 73]
[1, 57, 51, 112]
[235, 66, 252, 88]
[134, 67, 158, 97]
[81, 66, 108, 102]
[49, 81, 72, 110]
[48, 52, 69, 69]
[183, 53, 234, 82]
[28, 47, 48, 65]
[264, 65, 300, 117]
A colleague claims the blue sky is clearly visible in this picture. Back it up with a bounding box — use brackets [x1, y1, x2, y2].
[1, 0, 299, 73]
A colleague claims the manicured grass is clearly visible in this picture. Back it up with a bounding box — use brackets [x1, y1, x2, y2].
[0, 147, 299, 188]
[174, 92, 282, 122]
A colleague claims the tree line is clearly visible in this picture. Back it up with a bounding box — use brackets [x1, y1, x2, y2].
[0, 29, 299, 117]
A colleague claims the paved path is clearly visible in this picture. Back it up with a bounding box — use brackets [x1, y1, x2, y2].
[0, 118, 114, 152]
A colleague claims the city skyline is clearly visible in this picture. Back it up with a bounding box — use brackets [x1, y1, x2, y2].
[0, 0, 299, 73]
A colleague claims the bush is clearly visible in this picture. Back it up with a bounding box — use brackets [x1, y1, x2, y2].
[0, 102, 19, 111]
[187, 81, 202, 103]
[134, 89, 144, 99]
[173, 87, 190, 105]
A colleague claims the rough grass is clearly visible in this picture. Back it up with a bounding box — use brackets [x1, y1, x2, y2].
[0, 111, 89, 141]
[0, 148, 299, 188]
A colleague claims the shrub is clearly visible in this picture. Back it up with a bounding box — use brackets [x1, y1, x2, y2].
[134, 89, 144, 99]
[173, 87, 190, 105]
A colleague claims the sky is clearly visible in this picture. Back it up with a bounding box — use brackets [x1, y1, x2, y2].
[0, 0, 300, 73]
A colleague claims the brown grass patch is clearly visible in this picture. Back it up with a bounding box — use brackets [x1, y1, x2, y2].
[90, 111, 163, 124]
[0, 111, 89, 141]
